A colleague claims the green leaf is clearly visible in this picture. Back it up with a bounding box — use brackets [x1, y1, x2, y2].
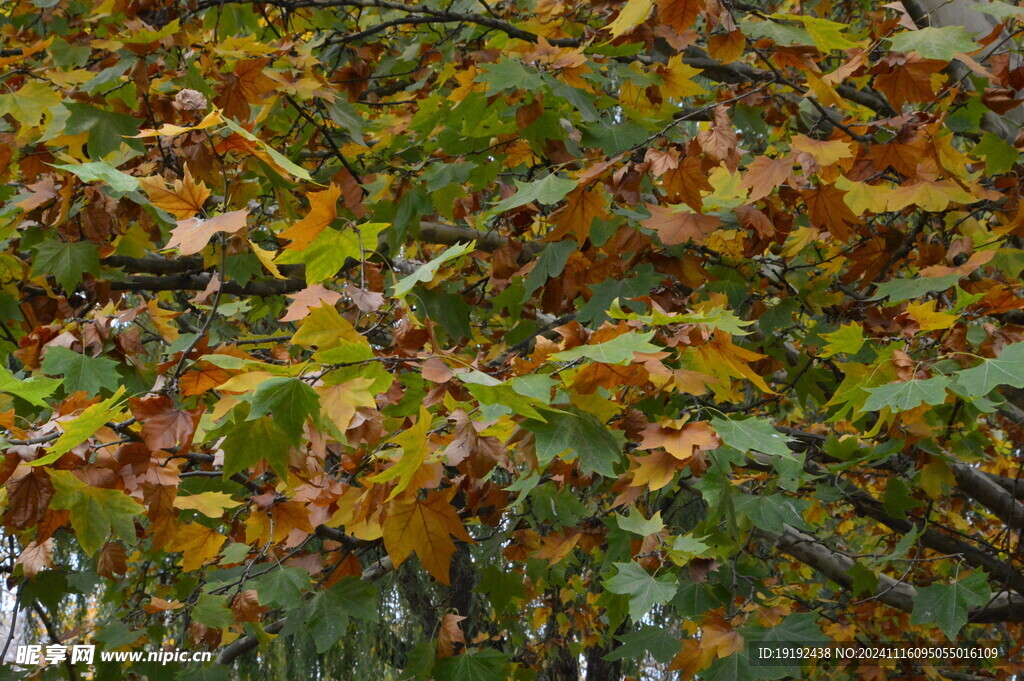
[489, 174, 577, 213]
[776, 15, 859, 51]
[31, 239, 101, 293]
[603, 562, 677, 621]
[616, 508, 664, 536]
[275, 228, 359, 284]
[192, 593, 234, 629]
[603, 625, 681, 663]
[64, 103, 143, 158]
[887, 26, 979, 61]
[475, 59, 544, 94]
[911, 571, 990, 639]
[477, 565, 526, 614]
[819, 323, 865, 357]
[433, 649, 508, 681]
[0, 366, 60, 407]
[281, 577, 378, 653]
[974, 132, 1020, 174]
[550, 330, 661, 365]
[50, 161, 139, 192]
[249, 377, 321, 440]
[869, 274, 961, 302]
[252, 567, 311, 608]
[734, 493, 810, 533]
[973, 0, 1024, 20]
[862, 376, 950, 412]
[952, 342, 1024, 397]
[523, 408, 622, 476]
[218, 411, 293, 479]
[710, 416, 795, 458]
[40, 347, 122, 396]
[31, 386, 127, 466]
[48, 469, 144, 556]
[392, 241, 475, 299]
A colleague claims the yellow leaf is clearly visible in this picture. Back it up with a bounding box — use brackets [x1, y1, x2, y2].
[605, 0, 655, 37]
[382, 487, 473, 584]
[168, 523, 226, 571]
[173, 491, 241, 518]
[907, 300, 956, 331]
[920, 457, 954, 499]
[316, 377, 376, 435]
[279, 184, 342, 251]
[366, 405, 432, 500]
[133, 110, 224, 138]
[661, 56, 709, 100]
[791, 135, 856, 167]
[290, 303, 364, 350]
[247, 239, 284, 279]
[138, 164, 211, 220]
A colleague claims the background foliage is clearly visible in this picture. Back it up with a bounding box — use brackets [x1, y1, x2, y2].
[1, 0, 1024, 679]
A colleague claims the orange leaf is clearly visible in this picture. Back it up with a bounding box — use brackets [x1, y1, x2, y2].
[279, 284, 343, 322]
[138, 164, 211, 219]
[166, 209, 249, 256]
[637, 420, 720, 460]
[128, 394, 202, 453]
[642, 204, 722, 245]
[740, 156, 791, 202]
[382, 488, 473, 584]
[437, 613, 467, 658]
[168, 523, 226, 571]
[279, 185, 342, 251]
[658, 0, 705, 31]
[546, 186, 609, 244]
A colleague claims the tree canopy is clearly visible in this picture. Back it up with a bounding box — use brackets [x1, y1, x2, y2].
[1, 0, 1024, 679]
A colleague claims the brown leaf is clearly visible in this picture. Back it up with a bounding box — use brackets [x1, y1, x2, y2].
[801, 184, 861, 241]
[637, 420, 720, 460]
[128, 394, 202, 453]
[3, 464, 54, 530]
[344, 283, 385, 313]
[97, 541, 128, 578]
[166, 209, 249, 256]
[15, 539, 54, 579]
[741, 156, 791, 202]
[437, 613, 467, 658]
[641, 204, 722, 245]
[280, 284, 343, 322]
[231, 590, 268, 623]
[138, 164, 211, 220]
[658, 0, 705, 32]
[546, 186, 609, 244]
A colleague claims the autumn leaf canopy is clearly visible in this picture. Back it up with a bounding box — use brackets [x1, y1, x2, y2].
[2, 0, 1024, 679]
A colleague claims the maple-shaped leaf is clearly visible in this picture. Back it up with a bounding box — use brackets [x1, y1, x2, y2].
[366, 404, 433, 500]
[605, 0, 654, 37]
[290, 303, 364, 349]
[887, 26, 979, 61]
[642, 204, 722, 246]
[740, 156, 791, 202]
[168, 522, 227, 572]
[911, 571, 990, 640]
[316, 377, 376, 437]
[279, 184, 342, 251]
[249, 377, 321, 440]
[344, 283, 385, 313]
[862, 376, 950, 412]
[280, 578, 378, 653]
[4, 466, 54, 531]
[166, 209, 248, 256]
[48, 470, 144, 556]
[138, 164, 211, 219]
[604, 562, 677, 621]
[437, 613, 467, 658]
[0, 365, 60, 407]
[15, 540, 53, 579]
[217, 409, 293, 479]
[628, 450, 686, 490]
[638, 420, 720, 461]
[952, 341, 1024, 397]
[710, 416, 795, 458]
[800, 184, 860, 241]
[658, 0, 705, 31]
[31, 239, 100, 293]
[382, 487, 473, 584]
[128, 394, 202, 453]
[279, 284, 343, 322]
[546, 186, 609, 244]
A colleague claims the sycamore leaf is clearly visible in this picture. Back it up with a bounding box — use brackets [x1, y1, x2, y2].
[290, 303, 365, 349]
[366, 405, 432, 500]
[31, 386, 127, 466]
[31, 239, 100, 293]
[48, 469, 144, 556]
[862, 376, 950, 412]
[219, 411, 293, 479]
[168, 523, 227, 571]
[523, 408, 622, 476]
[316, 377, 376, 436]
[819, 324, 865, 357]
[249, 377, 321, 440]
[641, 204, 722, 245]
[489, 174, 577, 213]
[952, 342, 1024, 397]
[279, 184, 342, 251]
[0, 366, 60, 407]
[710, 416, 795, 458]
[40, 347, 122, 396]
[279, 284, 343, 322]
[173, 491, 241, 518]
[603, 562, 677, 620]
[381, 487, 473, 584]
[911, 571, 990, 640]
[550, 330, 661, 365]
[166, 209, 248, 255]
[51, 161, 139, 193]
[133, 110, 224, 138]
[888, 26, 979, 60]
[138, 164, 211, 219]
[392, 241, 475, 299]
[605, 0, 655, 37]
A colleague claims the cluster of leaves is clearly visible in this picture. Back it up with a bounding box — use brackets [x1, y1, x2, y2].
[2, 0, 1024, 679]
